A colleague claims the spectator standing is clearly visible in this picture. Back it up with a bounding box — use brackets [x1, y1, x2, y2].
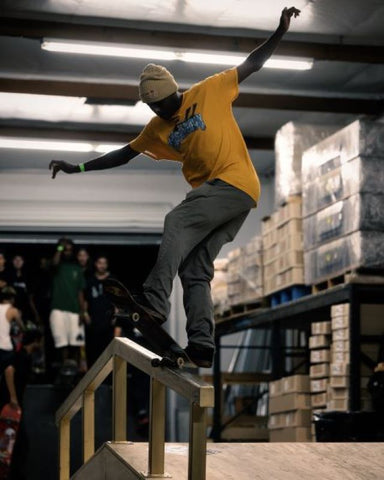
[0, 288, 24, 374]
[50, 238, 86, 369]
[84, 255, 114, 367]
[9, 255, 39, 325]
[77, 248, 92, 279]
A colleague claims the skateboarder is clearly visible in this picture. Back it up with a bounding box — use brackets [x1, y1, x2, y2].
[49, 7, 300, 367]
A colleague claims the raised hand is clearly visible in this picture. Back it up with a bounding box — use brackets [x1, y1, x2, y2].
[279, 6, 301, 32]
[49, 160, 77, 179]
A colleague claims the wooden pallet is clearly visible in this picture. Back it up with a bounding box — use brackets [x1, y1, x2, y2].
[217, 297, 266, 319]
[312, 271, 384, 294]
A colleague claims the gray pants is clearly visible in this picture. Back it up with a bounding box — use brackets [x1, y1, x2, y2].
[144, 179, 255, 349]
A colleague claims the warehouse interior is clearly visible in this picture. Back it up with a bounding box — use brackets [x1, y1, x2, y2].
[0, 1, 384, 479]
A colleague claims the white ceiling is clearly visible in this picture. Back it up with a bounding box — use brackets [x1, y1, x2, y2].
[0, 0, 383, 175]
[3, 0, 384, 39]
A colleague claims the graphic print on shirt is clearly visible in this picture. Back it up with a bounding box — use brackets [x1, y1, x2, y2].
[168, 103, 206, 151]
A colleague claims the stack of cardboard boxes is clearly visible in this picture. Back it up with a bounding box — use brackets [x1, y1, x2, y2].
[262, 197, 305, 296]
[240, 235, 263, 303]
[268, 374, 312, 442]
[302, 120, 384, 285]
[328, 304, 351, 410]
[226, 247, 244, 306]
[211, 258, 229, 314]
[327, 304, 376, 411]
[309, 321, 332, 412]
[213, 235, 263, 309]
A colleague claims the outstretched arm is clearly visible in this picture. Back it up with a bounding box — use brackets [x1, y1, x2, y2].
[237, 7, 300, 83]
[49, 144, 139, 179]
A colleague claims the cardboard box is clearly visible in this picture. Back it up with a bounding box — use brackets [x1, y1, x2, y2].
[330, 362, 350, 376]
[332, 315, 349, 330]
[264, 244, 279, 263]
[263, 227, 278, 249]
[333, 328, 349, 341]
[284, 409, 312, 428]
[331, 351, 350, 363]
[268, 414, 283, 430]
[311, 392, 327, 408]
[262, 213, 277, 236]
[269, 393, 311, 414]
[276, 234, 303, 256]
[269, 409, 312, 429]
[310, 349, 331, 364]
[331, 304, 349, 317]
[332, 340, 350, 352]
[281, 375, 310, 394]
[309, 335, 331, 349]
[278, 218, 303, 238]
[327, 398, 348, 411]
[275, 267, 305, 289]
[277, 250, 304, 271]
[328, 387, 349, 399]
[310, 378, 328, 393]
[277, 197, 302, 227]
[269, 427, 312, 442]
[311, 321, 332, 336]
[269, 379, 282, 397]
[310, 363, 330, 379]
[329, 375, 349, 388]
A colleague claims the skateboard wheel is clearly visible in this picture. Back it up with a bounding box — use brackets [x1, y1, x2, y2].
[132, 312, 140, 322]
[151, 358, 161, 367]
[177, 357, 185, 368]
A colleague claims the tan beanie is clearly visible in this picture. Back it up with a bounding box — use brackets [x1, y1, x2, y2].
[139, 64, 178, 104]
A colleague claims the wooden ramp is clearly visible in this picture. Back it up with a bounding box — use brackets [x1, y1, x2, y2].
[72, 441, 384, 480]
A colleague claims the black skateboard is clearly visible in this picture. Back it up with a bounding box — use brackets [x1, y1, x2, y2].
[104, 278, 192, 369]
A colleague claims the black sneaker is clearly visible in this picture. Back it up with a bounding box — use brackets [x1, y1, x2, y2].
[133, 293, 166, 325]
[184, 344, 214, 368]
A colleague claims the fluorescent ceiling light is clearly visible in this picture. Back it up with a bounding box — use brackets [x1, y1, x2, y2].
[95, 143, 125, 153]
[0, 137, 127, 153]
[42, 39, 176, 61]
[0, 137, 93, 152]
[42, 39, 313, 70]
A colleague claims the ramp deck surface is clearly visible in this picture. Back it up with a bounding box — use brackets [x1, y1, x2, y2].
[106, 441, 384, 479]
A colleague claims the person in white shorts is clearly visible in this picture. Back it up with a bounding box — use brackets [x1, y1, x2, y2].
[49, 238, 87, 369]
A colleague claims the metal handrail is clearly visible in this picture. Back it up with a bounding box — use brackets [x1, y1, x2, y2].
[56, 337, 214, 480]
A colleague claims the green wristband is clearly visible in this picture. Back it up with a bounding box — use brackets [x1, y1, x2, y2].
[79, 163, 85, 172]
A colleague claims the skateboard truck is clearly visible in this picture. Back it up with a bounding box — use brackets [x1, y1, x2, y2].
[151, 356, 185, 369]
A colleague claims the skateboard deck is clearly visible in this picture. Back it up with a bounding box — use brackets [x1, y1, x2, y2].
[0, 403, 22, 478]
[104, 278, 192, 369]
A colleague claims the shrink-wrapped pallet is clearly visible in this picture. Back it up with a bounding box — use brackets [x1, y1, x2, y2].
[303, 193, 384, 249]
[274, 122, 337, 207]
[302, 120, 384, 185]
[303, 156, 384, 217]
[304, 231, 384, 285]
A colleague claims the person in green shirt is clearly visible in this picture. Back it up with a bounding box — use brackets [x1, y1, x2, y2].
[49, 238, 87, 369]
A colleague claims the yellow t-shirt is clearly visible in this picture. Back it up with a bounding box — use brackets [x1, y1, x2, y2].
[130, 68, 260, 203]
